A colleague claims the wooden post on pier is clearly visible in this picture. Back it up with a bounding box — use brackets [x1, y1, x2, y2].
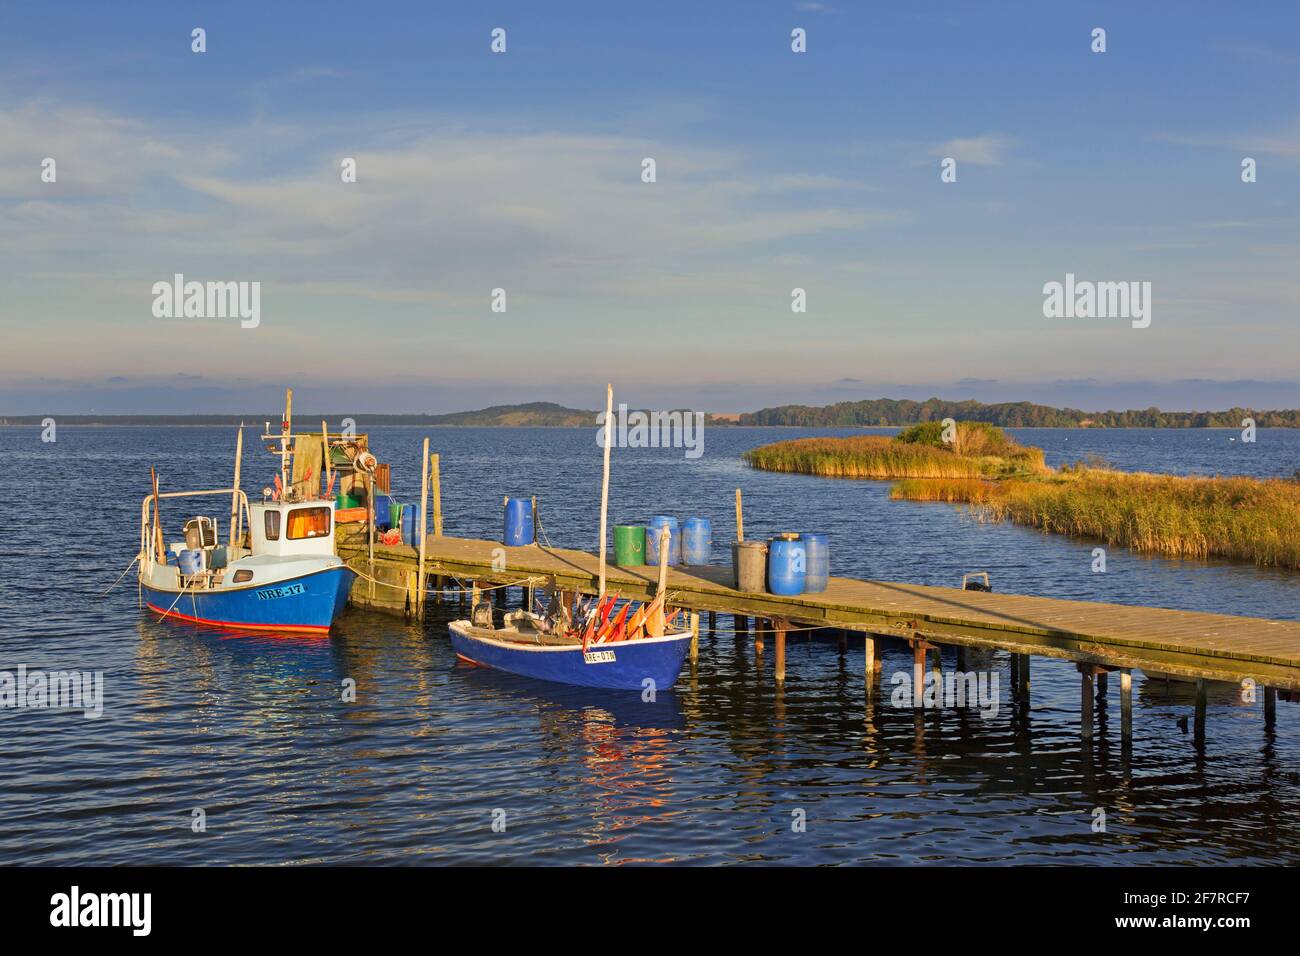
[597, 384, 614, 599]
[1194, 678, 1207, 745]
[1013, 654, 1031, 705]
[864, 635, 876, 682]
[1120, 669, 1133, 739]
[430, 453, 443, 603]
[735, 615, 748, 635]
[1265, 686, 1277, 728]
[1080, 665, 1095, 738]
[913, 641, 926, 708]
[229, 426, 243, 548]
[774, 619, 787, 683]
[735, 488, 744, 542]
[417, 437, 430, 618]
[689, 612, 699, 663]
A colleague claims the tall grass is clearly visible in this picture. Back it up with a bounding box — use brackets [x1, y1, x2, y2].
[744, 424, 1046, 480]
[891, 469, 1300, 569]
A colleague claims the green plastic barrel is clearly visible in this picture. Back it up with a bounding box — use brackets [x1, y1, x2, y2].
[390, 502, 403, 529]
[336, 493, 361, 509]
[614, 525, 646, 566]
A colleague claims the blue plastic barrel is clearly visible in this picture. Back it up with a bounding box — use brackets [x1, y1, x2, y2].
[178, 549, 204, 576]
[372, 493, 394, 530]
[401, 505, 418, 545]
[504, 497, 535, 546]
[681, 518, 713, 566]
[799, 533, 829, 593]
[767, 538, 807, 595]
[645, 515, 681, 566]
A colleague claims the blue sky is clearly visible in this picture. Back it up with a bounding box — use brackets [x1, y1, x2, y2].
[1, 1, 1297, 414]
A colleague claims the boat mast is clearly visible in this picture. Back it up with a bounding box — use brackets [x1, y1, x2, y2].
[281, 387, 292, 498]
[598, 383, 613, 598]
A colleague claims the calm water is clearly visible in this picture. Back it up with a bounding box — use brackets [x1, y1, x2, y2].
[1, 425, 1297, 865]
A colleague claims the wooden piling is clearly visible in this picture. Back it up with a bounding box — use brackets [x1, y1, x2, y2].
[1120, 669, 1132, 739]
[755, 618, 765, 654]
[735, 614, 748, 634]
[913, 641, 925, 708]
[708, 610, 716, 631]
[735, 488, 744, 542]
[1195, 678, 1207, 744]
[431, 452, 442, 603]
[417, 437, 430, 617]
[775, 619, 786, 683]
[1080, 665, 1095, 738]
[1265, 686, 1277, 727]
[689, 612, 699, 663]
[228, 426, 243, 548]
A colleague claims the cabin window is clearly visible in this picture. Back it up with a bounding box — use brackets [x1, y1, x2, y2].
[264, 510, 281, 541]
[287, 507, 331, 540]
[232, 569, 254, 583]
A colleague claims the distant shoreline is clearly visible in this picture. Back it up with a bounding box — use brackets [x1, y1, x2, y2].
[2, 396, 1297, 428]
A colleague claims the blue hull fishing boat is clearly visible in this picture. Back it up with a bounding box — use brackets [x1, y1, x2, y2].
[449, 619, 692, 690]
[136, 390, 360, 634]
[448, 383, 692, 690]
[141, 560, 353, 634]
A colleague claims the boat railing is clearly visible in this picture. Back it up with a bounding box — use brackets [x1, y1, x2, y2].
[139, 488, 251, 575]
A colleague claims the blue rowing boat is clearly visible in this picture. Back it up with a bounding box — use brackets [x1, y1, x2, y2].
[449, 618, 692, 691]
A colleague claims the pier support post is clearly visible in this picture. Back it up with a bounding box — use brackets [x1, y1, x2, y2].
[1194, 678, 1207, 745]
[755, 619, 765, 654]
[1265, 686, 1277, 728]
[864, 635, 876, 686]
[735, 615, 748, 635]
[1120, 669, 1132, 739]
[1080, 665, 1095, 739]
[913, 641, 926, 709]
[689, 612, 700, 663]
[1097, 669, 1108, 699]
[956, 645, 967, 671]
[708, 611, 716, 632]
[774, 620, 786, 683]
[1014, 654, 1031, 706]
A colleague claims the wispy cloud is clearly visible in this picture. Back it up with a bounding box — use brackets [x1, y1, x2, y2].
[930, 135, 1012, 167]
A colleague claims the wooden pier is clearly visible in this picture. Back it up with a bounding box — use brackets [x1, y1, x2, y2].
[338, 527, 1300, 734]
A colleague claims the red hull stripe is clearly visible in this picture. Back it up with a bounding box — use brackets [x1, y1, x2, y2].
[145, 603, 331, 635]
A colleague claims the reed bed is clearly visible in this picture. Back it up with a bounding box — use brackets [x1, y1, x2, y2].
[743, 425, 1046, 480]
[891, 469, 1300, 569]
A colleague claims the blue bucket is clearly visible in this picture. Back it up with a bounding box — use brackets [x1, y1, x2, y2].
[767, 538, 806, 596]
[645, 515, 681, 566]
[799, 533, 829, 593]
[504, 497, 534, 546]
[681, 517, 712, 566]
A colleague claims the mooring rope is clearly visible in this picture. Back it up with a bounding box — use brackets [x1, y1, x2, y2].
[102, 553, 141, 596]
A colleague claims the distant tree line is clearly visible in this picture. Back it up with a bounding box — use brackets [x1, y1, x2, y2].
[738, 398, 1300, 428]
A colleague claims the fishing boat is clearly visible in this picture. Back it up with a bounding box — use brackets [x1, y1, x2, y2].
[136, 390, 358, 634]
[448, 383, 693, 690]
[449, 598, 693, 691]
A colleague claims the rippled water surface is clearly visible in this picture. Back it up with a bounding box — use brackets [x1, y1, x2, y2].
[1, 425, 1297, 865]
